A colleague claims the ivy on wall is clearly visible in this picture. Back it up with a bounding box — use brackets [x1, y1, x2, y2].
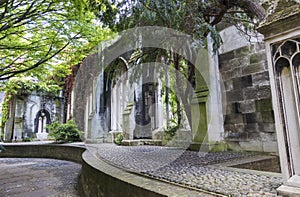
[0, 77, 61, 135]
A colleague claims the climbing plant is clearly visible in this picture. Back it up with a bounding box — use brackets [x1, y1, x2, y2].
[114, 133, 123, 145]
[0, 77, 61, 133]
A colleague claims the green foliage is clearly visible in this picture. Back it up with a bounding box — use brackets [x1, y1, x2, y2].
[1, 95, 11, 131]
[22, 137, 32, 142]
[0, 0, 115, 131]
[47, 120, 83, 143]
[90, 0, 264, 52]
[0, 77, 61, 129]
[0, 77, 61, 95]
[0, 0, 114, 81]
[163, 124, 179, 141]
[114, 133, 123, 145]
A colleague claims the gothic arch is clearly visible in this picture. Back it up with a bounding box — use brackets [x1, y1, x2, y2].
[272, 38, 300, 176]
[34, 109, 51, 133]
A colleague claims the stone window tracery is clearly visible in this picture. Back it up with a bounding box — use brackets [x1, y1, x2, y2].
[272, 38, 300, 176]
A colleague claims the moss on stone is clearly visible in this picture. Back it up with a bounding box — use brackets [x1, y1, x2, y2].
[255, 99, 273, 112]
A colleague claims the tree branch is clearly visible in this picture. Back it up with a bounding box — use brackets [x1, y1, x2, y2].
[0, 41, 70, 80]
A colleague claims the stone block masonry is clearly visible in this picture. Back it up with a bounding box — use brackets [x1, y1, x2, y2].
[219, 43, 277, 152]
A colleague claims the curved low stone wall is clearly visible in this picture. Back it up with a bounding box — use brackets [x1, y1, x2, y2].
[80, 150, 215, 197]
[0, 144, 85, 163]
[0, 143, 216, 197]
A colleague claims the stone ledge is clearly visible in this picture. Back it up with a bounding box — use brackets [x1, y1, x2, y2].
[121, 139, 162, 146]
[188, 142, 228, 152]
[0, 143, 86, 163]
[277, 185, 300, 197]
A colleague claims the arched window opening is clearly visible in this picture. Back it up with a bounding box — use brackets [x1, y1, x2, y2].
[273, 39, 300, 176]
[34, 109, 51, 133]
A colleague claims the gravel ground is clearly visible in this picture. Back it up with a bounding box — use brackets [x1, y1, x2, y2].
[0, 158, 81, 197]
[93, 143, 283, 197]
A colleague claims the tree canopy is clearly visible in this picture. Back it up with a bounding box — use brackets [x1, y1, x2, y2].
[89, 0, 265, 50]
[0, 0, 113, 82]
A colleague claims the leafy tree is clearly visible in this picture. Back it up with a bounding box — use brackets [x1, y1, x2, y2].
[89, 0, 266, 129]
[89, 0, 264, 46]
[0, 0, 113, 81]
[0, 0, 114, 139]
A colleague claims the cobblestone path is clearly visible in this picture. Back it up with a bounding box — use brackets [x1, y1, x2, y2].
[92, 143, 283, 197]
[0, 158, 81, 197]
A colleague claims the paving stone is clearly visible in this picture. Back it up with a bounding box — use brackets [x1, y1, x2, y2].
[0, 158, 80, 197]
[0, 143, 283, 197]
[95, 143, 283, 196]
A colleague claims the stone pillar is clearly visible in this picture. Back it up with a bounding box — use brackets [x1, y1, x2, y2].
[190, 88, 209, 151]
[110, 83, 118, 131]
[207, 35, 224, 144]
[13, 99, 24, 141]
[4, 97, 16, 141]
[189, 43, 226, 151]
[155, 80, 164, 129]
[122, 102, 134, 140]
[257, 1, 300, 195]
[189, 48, 210, 151]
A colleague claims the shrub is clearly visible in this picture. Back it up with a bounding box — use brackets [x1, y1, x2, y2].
[163, 125, 179, 141]
[23, 137, 32, 142]
[114, 133, 123, 145]
[47, 120, 83, 143]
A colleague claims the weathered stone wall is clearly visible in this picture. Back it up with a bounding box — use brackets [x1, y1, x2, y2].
[219, 43, 277, 152]
[231, 156, 280, 173]
[4, 93, 64, 141]
[73, 53, 100, 132]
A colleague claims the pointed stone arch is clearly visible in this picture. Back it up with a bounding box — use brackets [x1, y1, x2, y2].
[34, 109, 51, 133]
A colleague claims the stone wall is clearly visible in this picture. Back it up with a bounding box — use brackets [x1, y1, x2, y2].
[219, 43, 277, 152]
[231, 156, 280, 173]
[4, 93, 64, 141]
[73, 53, 100, 132]
[0, 144, 85, 163]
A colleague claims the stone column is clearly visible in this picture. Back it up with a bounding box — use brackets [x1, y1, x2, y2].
[257, 1, 300, 195]
[122, 102, 134, 140]
[156, 80, 164, 129]
[13, 99, 24, 141]
[110, 83, 119, 131]
[207, 35, 225, 144]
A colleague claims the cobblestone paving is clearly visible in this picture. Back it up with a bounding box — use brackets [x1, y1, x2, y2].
[0, 158, 81, 197]
[94, 143, 283, 197]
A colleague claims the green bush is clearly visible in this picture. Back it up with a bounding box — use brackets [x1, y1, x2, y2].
[163, 125, 179, 141]
[114, 133, 123, 145]
[23, 137, 32, 142]
[47, 120, 83, 143]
